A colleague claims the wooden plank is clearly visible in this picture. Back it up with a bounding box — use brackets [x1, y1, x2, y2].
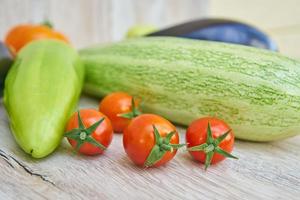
[0, 96, 299, 199]
[0, 0, 209, 48]
[1, 1, 300, 199]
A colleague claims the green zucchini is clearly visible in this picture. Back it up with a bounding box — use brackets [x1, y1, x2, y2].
[4, 40, 84, 158]
[80, 37, 300, 142]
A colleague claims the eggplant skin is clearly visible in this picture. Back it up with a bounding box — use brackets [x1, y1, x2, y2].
[0, 42, 13, 97]
[4, 40, 84, 158]
[148, 18, 278, 51]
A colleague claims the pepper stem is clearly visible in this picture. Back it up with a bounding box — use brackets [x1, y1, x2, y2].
[41, 20, 53, 29]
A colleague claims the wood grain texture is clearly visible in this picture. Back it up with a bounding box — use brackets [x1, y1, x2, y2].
[1, 1, 300, 199]
[0, 0, 209, 48]
[0, 96, 299, 200]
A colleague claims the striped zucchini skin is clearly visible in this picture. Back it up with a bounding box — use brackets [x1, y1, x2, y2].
[80, 37, 300, 141]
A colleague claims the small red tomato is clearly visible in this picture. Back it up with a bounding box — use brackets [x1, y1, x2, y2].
[99, 92, 141, 133]
[65, 109, 113, 156]
[186, 117, 237, 169]
[123, 114, 184, 167]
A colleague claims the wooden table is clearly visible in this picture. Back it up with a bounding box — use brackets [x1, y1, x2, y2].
[0, 96, 299, 199]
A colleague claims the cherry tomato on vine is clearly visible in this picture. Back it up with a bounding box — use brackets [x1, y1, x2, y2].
[123, 114, 185, 167]
[65, 109, 113, 156]
[99, 92, 141, 133]
[186, 117, 238, 169]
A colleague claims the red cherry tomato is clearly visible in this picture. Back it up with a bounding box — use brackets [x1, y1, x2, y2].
[65, 109, 113, 156]
[186, 117, 237, 169]
[123, 114, 184, 167]
[99, 92, 141, 133]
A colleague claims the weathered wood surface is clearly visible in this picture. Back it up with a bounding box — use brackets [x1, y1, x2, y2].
[0, 96, 299, 200]
[1, 1, 300, 199]
[0, 0, 208, 48]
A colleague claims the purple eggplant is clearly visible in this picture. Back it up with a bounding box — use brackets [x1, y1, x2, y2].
[0, 42, 13, 97]
[148, 18, 278, 51]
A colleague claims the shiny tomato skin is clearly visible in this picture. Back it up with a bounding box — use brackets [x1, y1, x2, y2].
[66, 109, 113, 155]
[99, 92, 139, 133]
[123, 114, 179, 167]
[5, 24, 69, 54]
[186, 117, 234, 164]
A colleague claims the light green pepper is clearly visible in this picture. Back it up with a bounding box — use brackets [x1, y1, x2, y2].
[4, 40, 84, 158]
